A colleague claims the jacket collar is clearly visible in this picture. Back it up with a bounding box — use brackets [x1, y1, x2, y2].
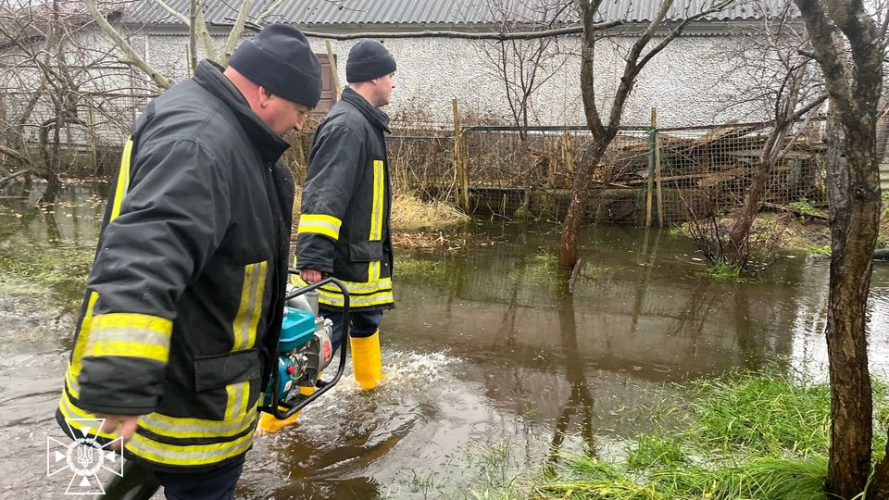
[193, 60, 290, 164]
[341, 87, 391, 133]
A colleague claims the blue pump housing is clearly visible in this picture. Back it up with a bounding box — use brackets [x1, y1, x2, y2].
[265, 307, 318, 406]
[280, 307, 316, 351]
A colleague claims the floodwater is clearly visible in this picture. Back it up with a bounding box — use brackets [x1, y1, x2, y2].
[2, 183, 889, 499]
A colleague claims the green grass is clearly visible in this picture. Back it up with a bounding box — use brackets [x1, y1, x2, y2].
[702, 262, 742, 282]
[0, 247, 93, 305]
[528, 370, 889, 500]
[626, 435, 686, 469]
[807, 244, 831, 255]
[788, 198, 823, 221]
[685, 374, 832, 455]
[395, 255, 453, 286]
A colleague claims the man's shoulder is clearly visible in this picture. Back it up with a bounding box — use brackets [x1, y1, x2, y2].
[319, 103, 367, 135]
[141, 83, 240, 148]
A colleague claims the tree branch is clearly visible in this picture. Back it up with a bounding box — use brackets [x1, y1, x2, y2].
[256, 0, 288, 25]
[794, 0, 852, 117]
[194, 1, 219, 62]
[221, 0, 254, 66]
[82, 0, 172, 89]
[150, 0, 189, 25]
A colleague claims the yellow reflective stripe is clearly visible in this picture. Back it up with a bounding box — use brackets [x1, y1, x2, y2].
[110, 138, 134, 221]
[320, 289, 394, 308]
[297, 214, 343, 241]
[319, 277, 393, 295]
[370, 160, 384, 241]
[294, 276, 393, 307]
[224, 381, 250, 420]
[84, 313, 172, 363]
[58, 388, 118, 440]
[125, 428, 255, 467]
[66, 370, 80, 399]
[233, 262, 266, 351]
[369, 261, 380, 283]
[369, 160, 384, 282]
[68, 292, 100, 399]
[247, 262, 267, 349]
[138, 404, 258, 439]
[84, 341, 169, 363]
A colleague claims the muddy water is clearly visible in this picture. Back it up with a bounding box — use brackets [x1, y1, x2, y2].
[2, 185, 889, 499]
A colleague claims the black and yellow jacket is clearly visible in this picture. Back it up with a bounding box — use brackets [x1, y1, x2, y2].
[55, 61, 294, 472]
[295, 87, 395, 310]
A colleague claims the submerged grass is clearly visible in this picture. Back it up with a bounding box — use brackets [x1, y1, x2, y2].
[0, 246, 93, 304]
[527, 369, 889, 500]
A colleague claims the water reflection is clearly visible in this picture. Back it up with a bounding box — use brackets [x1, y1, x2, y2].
[547, 282, 597, 467]
[0, 183, 106, 250]
[6, 189, 889, 499]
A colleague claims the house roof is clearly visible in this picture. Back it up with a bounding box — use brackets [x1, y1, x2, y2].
[121, 0, 796, 28]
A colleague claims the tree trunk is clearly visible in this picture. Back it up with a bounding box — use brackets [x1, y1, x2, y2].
[729, 159, 772, 245]
[824, 110, 879, 499]
[558, 144, 606, 268]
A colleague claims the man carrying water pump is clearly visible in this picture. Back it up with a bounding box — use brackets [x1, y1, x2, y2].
[54, 24, 322, 499]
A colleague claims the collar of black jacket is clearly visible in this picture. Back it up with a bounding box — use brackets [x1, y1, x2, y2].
[193, 60, 290, 164]
[341, 87, 391, 133]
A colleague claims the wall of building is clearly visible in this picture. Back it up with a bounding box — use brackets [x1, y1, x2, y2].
[0, 24, 773, 151]
[133, 27, 769, 129]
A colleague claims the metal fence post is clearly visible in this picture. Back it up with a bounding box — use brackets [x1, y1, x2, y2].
[452, 98, 470, 213]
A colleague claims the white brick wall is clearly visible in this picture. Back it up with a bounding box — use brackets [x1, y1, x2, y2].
[136, 28, 770, 128]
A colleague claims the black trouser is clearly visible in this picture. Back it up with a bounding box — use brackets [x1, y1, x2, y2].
[325, 309, 384, 351]
[155, 456, 245, 500]
[102, 456, 245, 500]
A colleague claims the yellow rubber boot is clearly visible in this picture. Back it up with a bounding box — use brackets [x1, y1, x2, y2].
[350, 330, 384, 390]
[257, 385, 315, 435]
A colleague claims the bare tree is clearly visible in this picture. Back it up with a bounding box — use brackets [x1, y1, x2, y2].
[722, 0, 827, 246]
[557, 0, 735, 269]
[0, 0, 130, 202]
[791, 0, 887, 497]
[478, 0, 572, 216]
[82, 0, 287, 88]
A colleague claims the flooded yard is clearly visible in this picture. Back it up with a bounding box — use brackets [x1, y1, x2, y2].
[2, 184, 889, 499]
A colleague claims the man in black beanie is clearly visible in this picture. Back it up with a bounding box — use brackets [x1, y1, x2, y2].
[54, 24, 320, 499]
[295, 40, 397, 392]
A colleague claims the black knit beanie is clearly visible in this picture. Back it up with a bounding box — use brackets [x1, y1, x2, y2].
[229, 24, 322, 108]
[346, 40, 397, 83]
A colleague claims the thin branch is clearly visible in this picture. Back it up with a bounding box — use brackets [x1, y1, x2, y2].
[0, 169, 32, 187]
[256, 0, 288, 25]
[82, 0, 172, 89]
[150, 0, 190, 25]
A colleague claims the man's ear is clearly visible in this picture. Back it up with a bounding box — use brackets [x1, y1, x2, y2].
[258, 86, 273, 107]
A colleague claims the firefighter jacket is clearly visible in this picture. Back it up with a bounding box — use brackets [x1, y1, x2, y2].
[295, 87, 395, 310]
[55, 61, 294, 472]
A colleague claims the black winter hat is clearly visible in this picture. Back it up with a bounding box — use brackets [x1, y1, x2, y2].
[346, 40, 397, 83]
[229, 24, 322, 108]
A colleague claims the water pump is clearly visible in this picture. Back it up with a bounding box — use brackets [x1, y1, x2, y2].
[260, 274, 350, 419]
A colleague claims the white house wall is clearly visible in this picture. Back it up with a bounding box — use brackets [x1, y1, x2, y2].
[315, 34, 767, 128]
[2, 26, 773, 148]
[134, 30, 770, 129]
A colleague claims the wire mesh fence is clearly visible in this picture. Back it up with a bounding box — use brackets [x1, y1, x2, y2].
[0, 88, 156, 177]
[1, 83, 829, 225]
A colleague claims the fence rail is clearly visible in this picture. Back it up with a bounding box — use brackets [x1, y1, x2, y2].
[1, 88, 829, 224]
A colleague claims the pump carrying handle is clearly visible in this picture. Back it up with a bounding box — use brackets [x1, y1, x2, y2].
[259, 272, 350, 419]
